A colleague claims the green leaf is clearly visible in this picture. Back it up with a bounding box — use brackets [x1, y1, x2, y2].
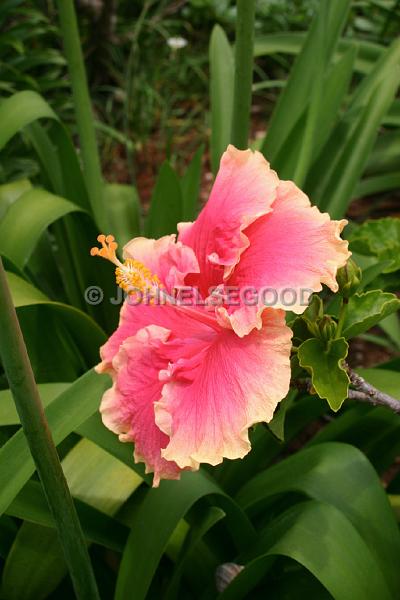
[261, 0, 350, 162]
[1, 522, 67, 600]
[105, 183, 141, 246]
[27, 121, 90, 211]
[209, 25, 234, 173]
[267, 390, 296, 441]
[0, 179, 31, 220]
[0, 188, 84, 269]
[254, 33, 384, 75]
[0, 383, 69, 426]
[62, 438, 142, 516]
[0, 91, 56, 151]
[359, 260, 394, 289]
[313, 45, 356, 156]
[365, 130, 400, 177]
[7, 271, 106, 368]
[222, 500, 392, 600]
[0, 370, 108, 517]
[75, 412, 150, 483]
[6, 480, 128, 552]
[342, 290, 400, 338]
[236, 442, 400, 599]
[356, 368, 400, 401]
[350, 218, 400, 272]
[308, 39, 400, 216]
[379, 312, 400, 350]
[181, 146, 203, 221]
[355, 172, 400, 198]
[298, 337, 349, 411]
[144, 162, 183, 238]
[115, 472, 255, 600]
[1, 439, 142, 599]
[164, 505, 226, 600]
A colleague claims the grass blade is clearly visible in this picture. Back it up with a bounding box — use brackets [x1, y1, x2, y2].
[209, 25, 234, 173]
[56, 0, 107, 231]
[231, 0, 256, 149]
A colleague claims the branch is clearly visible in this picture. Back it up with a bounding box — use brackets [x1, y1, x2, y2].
[347, 367, 400, 414]
[292, 369, 400, 415]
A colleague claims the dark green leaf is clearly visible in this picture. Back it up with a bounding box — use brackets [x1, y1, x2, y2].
[298, 337, 349, 411]
[342, 290, 400, 338]
[145, 162, 183, 238]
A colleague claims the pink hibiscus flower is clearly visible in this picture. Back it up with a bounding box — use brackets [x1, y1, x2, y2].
[91, 146, 350, 486]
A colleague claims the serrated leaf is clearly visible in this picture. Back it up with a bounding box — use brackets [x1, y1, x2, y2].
[350, 218, 400, 273]
[343, 290, 400, 338]
[298, 337, 349, 411]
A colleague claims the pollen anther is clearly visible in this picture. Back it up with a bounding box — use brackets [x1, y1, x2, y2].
[90, 234, 163, 298]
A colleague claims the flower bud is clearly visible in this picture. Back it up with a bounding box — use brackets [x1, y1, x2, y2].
[337, 259, 362, 298]
[318, 315, 337, 342]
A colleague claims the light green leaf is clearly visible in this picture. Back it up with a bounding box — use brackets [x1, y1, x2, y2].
[209, 25, 234, 173]
[298, 337, 349, 411]
[6, 480, 127, 553]
[0, 179, 31, 220]
[0, 90, 56, 151]
[342, 290, 400, 338]
[0, 188, 84, 269]
[62, 438, 142, 516]
[0, 370, 108, 517]
[356, 368, 400, 401]
[105, 183, 141, 246]
[0, 383, 69, 426]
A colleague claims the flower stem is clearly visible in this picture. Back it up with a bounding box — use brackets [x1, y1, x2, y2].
[231, 0, 256, 149]
[57, 0, 107, 232]
[0, 258, 99, 600]
[335, 297, 348, 338]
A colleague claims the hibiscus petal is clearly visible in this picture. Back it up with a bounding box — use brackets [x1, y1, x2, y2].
[223, 180, 350, 336]
[178, 145, 279, 295]
[97, 300, 218, 372]
[155, 309, 292, 469]
[123, 234, 199, 292]
[100, 325, 184, 486]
